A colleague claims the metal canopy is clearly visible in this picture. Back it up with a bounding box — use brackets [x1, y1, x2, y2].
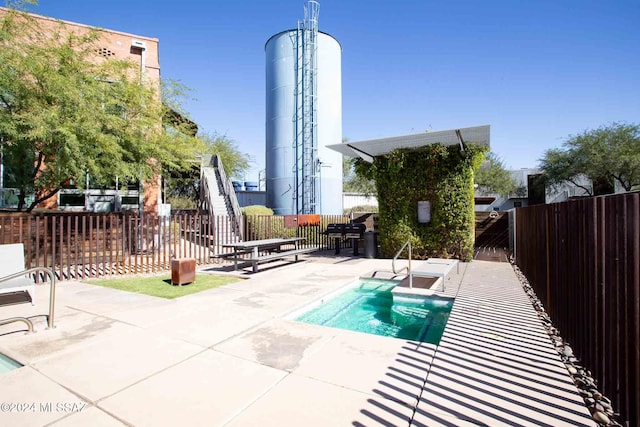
[328, 125, 490, 162]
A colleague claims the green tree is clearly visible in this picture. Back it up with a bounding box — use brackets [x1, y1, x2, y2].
[201, 132, 251, 179]
[341, 137, 375, 194]
[343, 156, 376, 194]
[538, 148, 593, 195]
[474, 152, 517, 196]
[0, 7, 199, 211]
[540, 123, 640, 194]
[6, 0, 37, 10]
[165, 132, 252, 207]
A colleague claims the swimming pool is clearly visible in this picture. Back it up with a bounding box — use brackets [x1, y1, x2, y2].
[292, 278, 453, 343]
[0, 353, 22, 374]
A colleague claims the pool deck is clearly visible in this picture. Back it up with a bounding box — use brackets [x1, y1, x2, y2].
[0, 253, 595, 426]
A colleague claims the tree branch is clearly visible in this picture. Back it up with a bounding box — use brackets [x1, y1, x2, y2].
[567, 178, 593, 196]
[27, 178, 68, 212]
[0, 93, 12, 109]
[32, 151, 44, 180]
[610, 173, 634, 192]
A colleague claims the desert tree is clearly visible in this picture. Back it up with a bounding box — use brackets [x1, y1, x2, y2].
[474, 152, 518, 196]
[540, 123, 640, 194]
[0, 6, 201, 211]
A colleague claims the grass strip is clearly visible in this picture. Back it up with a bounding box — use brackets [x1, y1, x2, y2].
[84, 274, 239, 299]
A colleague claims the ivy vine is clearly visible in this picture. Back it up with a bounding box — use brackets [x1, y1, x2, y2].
[356, 144, 486, 261]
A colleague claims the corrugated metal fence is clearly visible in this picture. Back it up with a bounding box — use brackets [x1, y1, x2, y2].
[0, 212, 350, 281]
[514, 192, 639, 427]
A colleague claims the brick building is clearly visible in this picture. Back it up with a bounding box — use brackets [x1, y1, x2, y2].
[0, 8, 165, 216]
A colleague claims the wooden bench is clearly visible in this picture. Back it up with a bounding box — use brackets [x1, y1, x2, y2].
[0, 243, 57, 332]
[222, 237, 311, 273]
[210, 248, 255, 260]
[248, 247, 316, 273]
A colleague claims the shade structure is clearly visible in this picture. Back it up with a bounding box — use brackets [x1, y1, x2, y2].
[328, 125, 490, 162]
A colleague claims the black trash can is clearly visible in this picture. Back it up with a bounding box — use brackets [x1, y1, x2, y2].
[364, 231, 379, 258]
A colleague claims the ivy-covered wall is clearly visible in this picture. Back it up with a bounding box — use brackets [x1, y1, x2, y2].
[355, 144, 486, 261]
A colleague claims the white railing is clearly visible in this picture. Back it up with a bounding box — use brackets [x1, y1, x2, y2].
[0, 266, 57, 332]
[392, 240, 412, 275]
[212, 155, 243, 241]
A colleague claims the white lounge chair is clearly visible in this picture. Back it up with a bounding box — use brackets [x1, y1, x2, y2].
[409, 258, 459, 291]
[0, 243, 57, 332]
[0, 243, 36, 304]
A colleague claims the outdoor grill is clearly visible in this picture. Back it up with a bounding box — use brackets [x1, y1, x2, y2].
[343, 223, 366, 239]
[324, 223, 366, 255]
[325, 223, 345, 238]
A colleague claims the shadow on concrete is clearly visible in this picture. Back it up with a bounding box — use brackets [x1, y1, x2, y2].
[350, 262, 594, 427]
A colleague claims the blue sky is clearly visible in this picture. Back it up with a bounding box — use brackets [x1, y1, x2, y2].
[27, 0, 640, 180]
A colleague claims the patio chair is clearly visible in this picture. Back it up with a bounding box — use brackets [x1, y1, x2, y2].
[0, 243, 37, 304]
[0, 243, 57, 332]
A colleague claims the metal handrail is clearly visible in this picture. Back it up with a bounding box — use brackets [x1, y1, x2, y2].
[213, 155, 244, 240]
[0, 317, 33, 333]
[199, 167, 213, 234]
[392, 240, 412, 275]
[0, 266, 57, 331]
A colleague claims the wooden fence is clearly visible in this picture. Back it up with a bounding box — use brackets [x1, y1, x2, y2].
[474, 211, 509, 248]
[0, 212, 351, 281]
[514, 192, 639, 427]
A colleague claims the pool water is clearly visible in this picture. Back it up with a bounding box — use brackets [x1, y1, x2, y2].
[0, 353, 22, 374]
[294, 279, 453, 343]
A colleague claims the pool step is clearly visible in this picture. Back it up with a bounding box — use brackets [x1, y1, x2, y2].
[390, 278, 443, 299]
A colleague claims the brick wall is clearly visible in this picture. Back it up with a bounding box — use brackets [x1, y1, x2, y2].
[1, 8, 162, 214]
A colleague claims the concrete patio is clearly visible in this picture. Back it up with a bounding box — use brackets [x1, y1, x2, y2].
[0, 253, 594, 426]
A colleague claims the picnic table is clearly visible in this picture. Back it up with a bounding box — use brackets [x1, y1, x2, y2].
[221, 237, 314, 273]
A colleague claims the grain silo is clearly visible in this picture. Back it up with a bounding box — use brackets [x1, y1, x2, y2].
[265, 1, 343, 215]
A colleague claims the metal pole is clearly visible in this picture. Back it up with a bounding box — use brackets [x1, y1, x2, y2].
[409, 242, 412, 288]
